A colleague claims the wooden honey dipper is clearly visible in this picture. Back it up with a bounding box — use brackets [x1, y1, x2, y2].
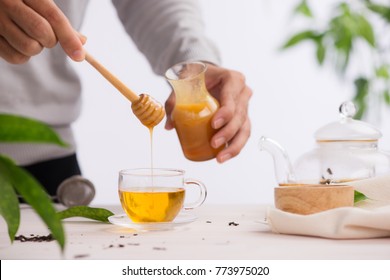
[84, 52, 165, 128]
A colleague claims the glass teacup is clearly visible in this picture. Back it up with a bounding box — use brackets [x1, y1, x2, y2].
[118, 168, 207, 223]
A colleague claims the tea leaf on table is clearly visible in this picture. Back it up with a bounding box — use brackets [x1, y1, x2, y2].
[0, 155, 65, 250]
[0, 166, 20, 242]
[57, 206, 114, 223]
[0, 114, 67, 146]
[354, 190, 367, 204]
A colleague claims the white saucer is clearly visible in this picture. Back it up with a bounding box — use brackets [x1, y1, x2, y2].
[108, 212, 197, 231]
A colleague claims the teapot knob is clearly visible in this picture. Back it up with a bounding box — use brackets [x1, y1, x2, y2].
[339, 101, 356, 118]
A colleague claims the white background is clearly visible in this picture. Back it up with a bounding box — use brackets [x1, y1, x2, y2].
[73, 0, 390, 205]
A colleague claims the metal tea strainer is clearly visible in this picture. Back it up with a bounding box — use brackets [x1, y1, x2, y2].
[56, 175, 95, 207]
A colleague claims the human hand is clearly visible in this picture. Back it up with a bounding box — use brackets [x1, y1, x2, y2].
[0, 0, 85, 64]
[165, 63, 252, 163]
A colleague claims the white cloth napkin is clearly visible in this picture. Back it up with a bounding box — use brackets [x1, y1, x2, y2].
[266, 174, 390, 239]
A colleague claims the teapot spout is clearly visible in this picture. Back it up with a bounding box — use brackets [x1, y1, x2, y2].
[258, 136, 296, 184]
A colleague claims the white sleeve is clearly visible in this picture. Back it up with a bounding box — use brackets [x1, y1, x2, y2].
[111, 0, 221, 75]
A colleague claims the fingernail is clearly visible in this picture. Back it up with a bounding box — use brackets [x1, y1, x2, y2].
[219, 153, 232, 163]
[165, 122, 174, 130]
[213, 118, 225, 129]
[213, 137, 226, 148]
[72, 49, 85, 61]
[80, 34, 87, 42]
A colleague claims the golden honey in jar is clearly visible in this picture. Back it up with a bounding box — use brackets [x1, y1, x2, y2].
[166, 61, 223, 161]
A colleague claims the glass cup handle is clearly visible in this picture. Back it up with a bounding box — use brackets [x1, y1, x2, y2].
[183, 178, 207, 210]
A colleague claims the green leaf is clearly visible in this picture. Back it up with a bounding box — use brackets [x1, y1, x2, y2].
[0, 167, 20, 242]
[354, 77, 370, 100]
[0, 114, 67, 146]
[328, 4, 375, 50]
[281, 30, 320, 49]
[354, 190, 367, 204]
[329, 15, 354, 71]
[376, 65, 390, 79]
[57, 206, 114, 223]
[353, 77, 370, 120]
[383, 90, 390, 105]
[339, 2, 351, 15]
[0, 155, 65, 250]
[294, 0, 313, 18]
[330, 17, 352, 50]
[316, 40, 326, 65]
[366, 2, 390, 22]
[354, 14, 375, 47]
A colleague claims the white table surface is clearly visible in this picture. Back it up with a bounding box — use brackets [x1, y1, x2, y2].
[1, 204, 389, 260]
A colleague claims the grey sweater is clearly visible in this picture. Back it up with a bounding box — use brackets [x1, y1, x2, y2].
[0, 0, 220, 165]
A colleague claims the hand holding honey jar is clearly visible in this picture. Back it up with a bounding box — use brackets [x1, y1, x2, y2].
[165, 61, 252, 163]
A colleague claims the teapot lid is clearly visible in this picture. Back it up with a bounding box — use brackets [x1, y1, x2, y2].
[314, 101, 382, 141]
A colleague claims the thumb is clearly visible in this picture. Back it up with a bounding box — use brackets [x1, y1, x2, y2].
[164, 92, 175, 130]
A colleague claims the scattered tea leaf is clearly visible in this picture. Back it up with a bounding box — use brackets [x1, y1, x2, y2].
[15, 234, 54, 242]
[57, 206, 114, 223]
[153, 247, 166, 251]
[74, 254, 89, 259]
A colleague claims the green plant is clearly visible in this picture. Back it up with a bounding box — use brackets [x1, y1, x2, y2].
[0, 114, 68, 249]
[282, 0, 390, 119]
[0, 114, 114, 250]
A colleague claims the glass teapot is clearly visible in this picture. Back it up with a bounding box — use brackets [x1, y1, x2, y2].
[259, 102, 390, 185]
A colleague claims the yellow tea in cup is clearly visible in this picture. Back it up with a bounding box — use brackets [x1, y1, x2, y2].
[118, 168, 206, 223]
[119, 187, 185, 222]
